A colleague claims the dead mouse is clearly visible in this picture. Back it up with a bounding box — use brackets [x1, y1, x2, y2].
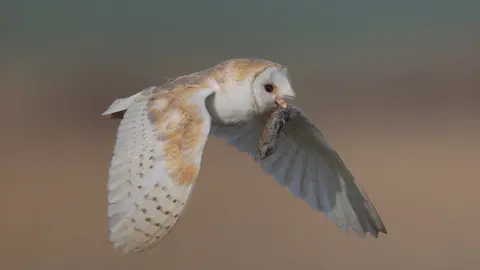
[257, 105, 301, 161]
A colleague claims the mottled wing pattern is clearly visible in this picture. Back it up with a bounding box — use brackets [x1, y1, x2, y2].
[211, 108, 387, 237]
[106, 86, 215, 253]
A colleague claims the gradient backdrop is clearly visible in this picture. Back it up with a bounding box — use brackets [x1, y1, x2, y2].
[1, 1, 480, 269]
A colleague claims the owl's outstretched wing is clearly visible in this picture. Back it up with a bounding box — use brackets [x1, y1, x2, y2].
[103, 87, 215, 253]
[211, 108, 387, 238]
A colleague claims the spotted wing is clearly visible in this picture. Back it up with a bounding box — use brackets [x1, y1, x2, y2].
[211, 107, 387, 237]
[104, 88, 215, 253]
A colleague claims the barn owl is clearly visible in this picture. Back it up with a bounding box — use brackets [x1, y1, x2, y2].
[102, 58, 387, 253]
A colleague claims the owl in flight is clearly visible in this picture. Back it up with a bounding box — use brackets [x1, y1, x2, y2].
[102, 58, 387, 253]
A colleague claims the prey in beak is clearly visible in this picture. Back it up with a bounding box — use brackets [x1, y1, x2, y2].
[257, 104, 302, 162]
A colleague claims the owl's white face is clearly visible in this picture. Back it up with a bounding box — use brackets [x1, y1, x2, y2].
[251, 65, 295, 113]
[206, 59, 296, 125]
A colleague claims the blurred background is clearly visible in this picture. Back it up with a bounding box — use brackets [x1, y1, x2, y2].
[1, 1, 479, 269]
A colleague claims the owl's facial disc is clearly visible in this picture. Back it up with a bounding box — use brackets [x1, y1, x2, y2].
[271, 67, 294, 108]
[263, 83, 288, 108]
[253, 65, 295, 113]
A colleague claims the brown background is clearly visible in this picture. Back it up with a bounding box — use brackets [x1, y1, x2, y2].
[1, 2, 480, 269]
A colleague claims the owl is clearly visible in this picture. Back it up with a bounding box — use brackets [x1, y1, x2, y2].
[102, 58, 387, 253]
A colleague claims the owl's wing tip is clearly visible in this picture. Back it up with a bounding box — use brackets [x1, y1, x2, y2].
[102, 110, 126, 119]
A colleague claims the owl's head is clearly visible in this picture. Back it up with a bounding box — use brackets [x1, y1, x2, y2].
[249, 63, 296, 112]
[207, 59, 296, 123]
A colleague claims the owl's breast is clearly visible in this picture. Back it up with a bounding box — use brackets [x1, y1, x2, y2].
[205, 88, 255, 125]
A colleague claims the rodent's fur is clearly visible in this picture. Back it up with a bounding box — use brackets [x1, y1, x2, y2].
[257, 105, 301, 160]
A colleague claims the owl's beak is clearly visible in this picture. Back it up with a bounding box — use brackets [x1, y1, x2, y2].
[274, 97, 287, 108]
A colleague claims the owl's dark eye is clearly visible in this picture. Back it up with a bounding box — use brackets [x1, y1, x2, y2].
[264, 84, 274, 93]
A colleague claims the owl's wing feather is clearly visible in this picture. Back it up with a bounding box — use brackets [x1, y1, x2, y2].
[102, 86, 157, 119]
[105, 87, 215, 253]
[211, 108, 387, 237]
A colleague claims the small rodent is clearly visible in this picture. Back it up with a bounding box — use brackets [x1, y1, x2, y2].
[257, 105, 301, 161]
